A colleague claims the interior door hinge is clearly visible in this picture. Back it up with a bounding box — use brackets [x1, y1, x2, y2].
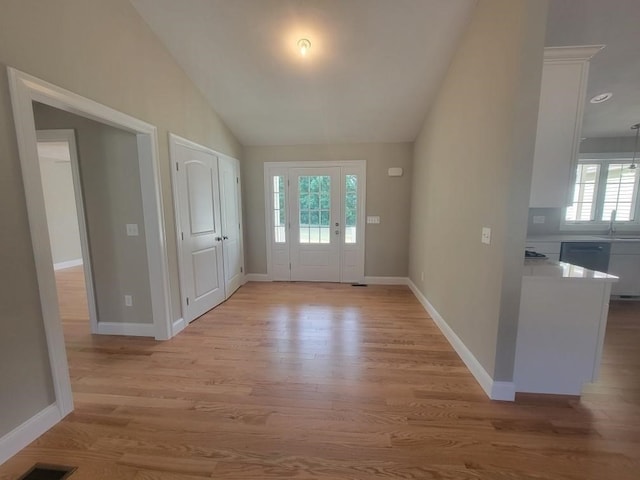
[289, 262, 291, 270]
[236, 177, 239, 184]
[181, 232, 184, 241]
[176, 162, 179, 171]
[240, 266, 243, 273]
[186, 297, 190, 306]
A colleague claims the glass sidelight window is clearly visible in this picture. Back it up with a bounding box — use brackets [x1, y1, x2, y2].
[298, 175, 331, 244]
[273, 176, 286, 243]
[345, 175, 358, 243]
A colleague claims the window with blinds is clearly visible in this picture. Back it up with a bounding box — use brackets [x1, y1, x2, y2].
[564, 159, 640, 225]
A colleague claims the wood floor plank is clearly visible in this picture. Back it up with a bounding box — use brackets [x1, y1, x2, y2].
[1, 267, 639, 479]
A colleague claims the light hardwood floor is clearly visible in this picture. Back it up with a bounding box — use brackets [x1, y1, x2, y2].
[1, 266, 639, 479]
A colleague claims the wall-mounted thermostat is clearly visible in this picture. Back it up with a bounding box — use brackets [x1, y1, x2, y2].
[388, 167, 403, 177]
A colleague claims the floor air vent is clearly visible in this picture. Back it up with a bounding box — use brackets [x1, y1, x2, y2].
[18, 464, 77, 480]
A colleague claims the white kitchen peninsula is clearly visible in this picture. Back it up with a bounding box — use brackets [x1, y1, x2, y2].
[515, 259, 617, 396]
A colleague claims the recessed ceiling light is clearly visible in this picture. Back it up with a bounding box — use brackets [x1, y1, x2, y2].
[297, 38, 311, 57]
[590, 92, 613, 104]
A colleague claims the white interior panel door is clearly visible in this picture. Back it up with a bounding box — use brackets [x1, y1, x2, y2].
[175, 144, 225, 322]
[218, 155, 244, 296]
[290, 167, 341, 282]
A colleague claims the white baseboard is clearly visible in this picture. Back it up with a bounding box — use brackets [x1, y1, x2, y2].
[0, 403, 62, 465]
[244, 273, 271, 282]
[172, 317, 186, 336]
[53, 258, 83, 271]
[407, 279, 515, 401]
[364, 276, 409, 285]
[97, 322, 155, 337]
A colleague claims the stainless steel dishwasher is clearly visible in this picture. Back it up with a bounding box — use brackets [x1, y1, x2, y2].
[559, 242, 611, 272]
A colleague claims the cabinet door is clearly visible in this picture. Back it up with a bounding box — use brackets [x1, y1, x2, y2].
[529, 46, 603, 208]
[530, 61, 589, 208]
[608, 254, 640, 296]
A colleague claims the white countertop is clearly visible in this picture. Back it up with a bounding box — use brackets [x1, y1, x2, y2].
[527, 234, 640, 243]
[522, 259, 618, 282]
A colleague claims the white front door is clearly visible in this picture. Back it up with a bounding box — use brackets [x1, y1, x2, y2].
[290, 167, 342, 282]
[218, 155, 244, 296]
[174, 143, 226, 322]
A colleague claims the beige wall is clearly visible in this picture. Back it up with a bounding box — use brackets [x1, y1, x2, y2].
[242, 143, 413, 277]
[0, 0, 240, 436]
[409, 0, 548, 380]
[34, 104, 154, 325]
[38, 143, 83, 265]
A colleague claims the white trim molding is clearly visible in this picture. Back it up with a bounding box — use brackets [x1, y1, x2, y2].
[97, 322, 156, 337]
[8, 67, 174, 343]
[244, 273, 271, 282]
[5, 67, 176, 462]
[53, 258, 83, 271]
[364, 276, 408, 285]
[407, 279, 516, 401]
[0, 404, 61, 465]
[172, 317, 187, 336]
[543, 45, 604, 63]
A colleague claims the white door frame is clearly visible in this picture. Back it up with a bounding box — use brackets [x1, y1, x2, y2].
[7, 67, 174, 422]
[36, 129, 99, 334]
[264, 160, 366, 282]
[169, 133, 244, 332]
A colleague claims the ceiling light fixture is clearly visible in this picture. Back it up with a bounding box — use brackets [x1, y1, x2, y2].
[590, 92, 613, 104]
[630, 123, 640, 170]
[297, 38, 311, 57]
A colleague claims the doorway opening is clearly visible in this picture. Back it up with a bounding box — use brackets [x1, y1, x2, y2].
[36, 130, 95, 334]
[8, 67, 173, 429]
[264, 161, 366, 283]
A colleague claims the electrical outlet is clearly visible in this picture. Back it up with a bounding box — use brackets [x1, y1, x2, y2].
[533, 215, 546, 224]
[124, 295, 133, 307]
[481, 227, 491, 245]
[126, 224, 139, 236]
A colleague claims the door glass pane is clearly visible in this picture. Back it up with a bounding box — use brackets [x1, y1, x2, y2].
[299, 175, 330, 244]
[273, 176, 286, 243]
[345, 175, 357, 243]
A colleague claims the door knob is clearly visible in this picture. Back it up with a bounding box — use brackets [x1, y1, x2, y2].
[335, 230, 340, 235]
[223, 236, 229, 240]
[215, 237, 222, 241]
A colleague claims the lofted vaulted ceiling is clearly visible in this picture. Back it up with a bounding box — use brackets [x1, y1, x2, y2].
[130, 0, 477, 146]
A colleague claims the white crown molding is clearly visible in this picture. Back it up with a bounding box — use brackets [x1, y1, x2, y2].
[543, 45, 604, 62]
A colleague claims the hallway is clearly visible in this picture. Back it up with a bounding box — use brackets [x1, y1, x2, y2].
[1, 267, 638, 479]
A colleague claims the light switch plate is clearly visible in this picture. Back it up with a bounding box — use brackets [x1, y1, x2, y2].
[367, 216, 380, 224]
[533, 215, 546, 224]
[481, 227, 491, 245]
[126, 224, 139, 236]
[124, 295, 133, 307]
